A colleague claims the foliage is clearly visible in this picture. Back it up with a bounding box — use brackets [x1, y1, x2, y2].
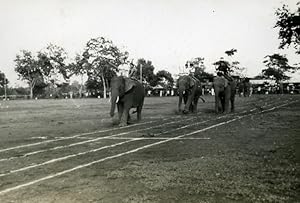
[186, 57, 214, 82]
[14, 50, 44, 98]
[156, 70, 174, 89]
[37, 44, 70, 85]
[275, 2, 300, 54]
[82, 37, 128, 97]
[225, 48, 237, 57]
[15, 50, 42, 83]
[0, 71, 9, 88]
[135, 58, 158, 87]
[262, 53, 297, 81]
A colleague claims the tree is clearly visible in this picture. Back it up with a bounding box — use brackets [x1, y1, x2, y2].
[85, 76, 103, 97]
[67, 54, 88, 97]
[0, 71, 8, 88]
[262, 53, 297, 81]
[135, 58, 158, 87]
[0, 71, 9, 100]
[186, 57, 214, 82]
[275, 2, 300, 54]
[37, 44, 71, 97]
[156, 70, 174, 89]
[82, 37, 128, 98]
[37, 44, 70, 84]
[14, 50, 44, 99]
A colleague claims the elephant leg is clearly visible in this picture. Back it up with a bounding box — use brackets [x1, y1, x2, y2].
[127, 113, 131, 123]
[184, 94, 194, 114]
[183, 93, 188, 112]
[224, 97, 230, 113]
[230, 96, 235, 112]
[224, 89, 231, 114]
[119, 105, 130, 127]
[220, 96, 225, 113]
[183, 94, 188, 104]
[193, 97, 199, 113]
[178, 95, 183, 112]
[215, 94, 220, 113]
[117, 103, 124, 122]
[189, 103, 194, 112]
[136, 105, 143, 121]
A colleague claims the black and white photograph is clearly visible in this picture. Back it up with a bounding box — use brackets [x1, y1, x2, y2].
[0, 0, 299, 202]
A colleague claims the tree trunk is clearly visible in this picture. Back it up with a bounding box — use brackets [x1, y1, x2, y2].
[4, 83, 7, 100]
[29, 79, 36, 99]
[30, 85, 33, 99]
[178, 91, 183, 111]
[101, 74, 107, 99]
[79, 74, 83, 98]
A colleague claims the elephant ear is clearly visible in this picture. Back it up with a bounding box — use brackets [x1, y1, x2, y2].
[224, 78, 229, 88]
[124, 78, 136, 93]
[189, 76, 196, 87]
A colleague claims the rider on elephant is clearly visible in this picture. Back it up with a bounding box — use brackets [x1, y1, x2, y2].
[128, 60, 138, 80]
[216, 58, 233, 82]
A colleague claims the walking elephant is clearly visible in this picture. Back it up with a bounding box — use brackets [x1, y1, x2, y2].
[110, 76, 145, 127]
[177, 75, 204, 114]
[213, 76, 236, 113]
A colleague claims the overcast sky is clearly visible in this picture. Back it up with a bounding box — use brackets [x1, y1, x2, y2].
[0, 0, 299, 86]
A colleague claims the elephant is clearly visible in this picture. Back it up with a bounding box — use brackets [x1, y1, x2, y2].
[110, 76, 145, 127]
[177, 75, 204, 114]
[213, 76, 236, 113]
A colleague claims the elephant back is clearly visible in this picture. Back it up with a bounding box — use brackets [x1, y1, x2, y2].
[213, 76, 228, 88]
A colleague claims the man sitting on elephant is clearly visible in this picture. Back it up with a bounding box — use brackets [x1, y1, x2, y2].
[216, 58, 233, 82]
[128, 61, 138, 80]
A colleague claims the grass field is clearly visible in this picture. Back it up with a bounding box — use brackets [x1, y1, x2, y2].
[0, 95, 299, 203]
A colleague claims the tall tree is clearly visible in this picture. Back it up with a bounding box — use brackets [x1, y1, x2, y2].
[37, 44, 70, 84]
[262, 53, 297, 81]
[275, 2, 300, 54]
[82, 37, 128, 98]
[36, 44, 71, 98]
[66, 54, 88, 97]
[14, 50, 43, 99]
[135, 58, 158, 87]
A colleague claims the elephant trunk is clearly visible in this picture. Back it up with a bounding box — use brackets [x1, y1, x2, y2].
[178, 91, 183, 111]
[110, 94, 119, 117]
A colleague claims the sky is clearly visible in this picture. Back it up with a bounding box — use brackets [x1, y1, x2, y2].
[0, 0, 299, 87]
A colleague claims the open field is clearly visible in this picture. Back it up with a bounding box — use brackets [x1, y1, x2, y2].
[0, 95, 299, 203]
